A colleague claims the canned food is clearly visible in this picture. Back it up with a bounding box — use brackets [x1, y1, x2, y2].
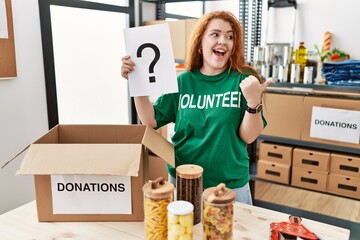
[303, 66, 314, 84]
[290, 64, 300, 83]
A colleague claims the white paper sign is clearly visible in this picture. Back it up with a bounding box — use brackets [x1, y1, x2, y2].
[310, 106, 360, 144]
[51, 175, 132, 214]
[124, 24, 178, 96]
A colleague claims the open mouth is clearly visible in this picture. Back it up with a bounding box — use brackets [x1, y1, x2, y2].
[213, 49, 226, 57]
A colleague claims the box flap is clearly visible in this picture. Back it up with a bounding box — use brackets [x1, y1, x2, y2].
[142, 126, 175, 167]
[17, 144, 142, 176]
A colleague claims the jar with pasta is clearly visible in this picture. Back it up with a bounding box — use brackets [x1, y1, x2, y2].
[142, 177, 174, 240]
[176, 164, 203, 225]
[167, 200, 194, 240]
[202, 183, 236, 240]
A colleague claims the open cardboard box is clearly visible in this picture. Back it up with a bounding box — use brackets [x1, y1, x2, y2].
[16, 124, 174, 222]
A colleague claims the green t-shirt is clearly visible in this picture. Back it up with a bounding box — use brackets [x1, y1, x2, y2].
[153, 68, 266, 189]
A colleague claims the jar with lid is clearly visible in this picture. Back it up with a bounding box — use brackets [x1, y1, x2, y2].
[167, 200, 194, 240]
[202, 183, 236, 240]
[142, 177, 174, 240]
[176, 164, 203, 225]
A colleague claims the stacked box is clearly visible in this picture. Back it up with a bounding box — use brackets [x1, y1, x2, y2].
[328, 153, 360, 199]
[291, 148, 330, 192]
[257, 142, 293, 184]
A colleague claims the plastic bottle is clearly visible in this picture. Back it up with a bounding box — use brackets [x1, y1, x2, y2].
[295, 42, 307, 83]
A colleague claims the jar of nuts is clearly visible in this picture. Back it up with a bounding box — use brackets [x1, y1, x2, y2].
[202, 183, 236, 240]
[142, 177, 174, 240]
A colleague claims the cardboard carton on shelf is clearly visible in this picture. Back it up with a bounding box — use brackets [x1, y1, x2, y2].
[257, 159, 291, 184]
[330, 152, 360, 178]
[16, 124, 174, 222]
[259, 142, 293, 165]
[291, 167, 328, 192]
[292, 147, 330, 172]
[327, 173, 360, 200]
[261, 93, 304, 140]
[144, 19, 197, 61]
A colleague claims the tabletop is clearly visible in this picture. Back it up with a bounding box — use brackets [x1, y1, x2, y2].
[0, 201, 350, 240]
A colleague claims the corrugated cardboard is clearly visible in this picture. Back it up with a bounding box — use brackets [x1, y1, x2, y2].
[17, 124, 174, 222]
[292, 148, 330, 172]
[330, 153, 360, 178]
[149, 154, 168, 181]
[301, 96, 360, 149]
[327, 174, 360, 199]
[257, 160, 291, 184]
[144, 19, 197, 62]
[259, 142, 293, 165]
[262, 93, 304, 140]
[291, 167, 328, 192]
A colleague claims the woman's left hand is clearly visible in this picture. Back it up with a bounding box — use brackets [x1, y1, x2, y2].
[239, 75, 274, 107]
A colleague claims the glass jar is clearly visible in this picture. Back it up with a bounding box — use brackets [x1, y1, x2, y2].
[176, 164, 203, 225]
[142, 177, 174, 240]
[202, 183, 236, 240]
[167, 200, 194, 240]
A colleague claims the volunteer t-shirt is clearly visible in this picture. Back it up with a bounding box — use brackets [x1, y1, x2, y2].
[153, 68, 266, 189]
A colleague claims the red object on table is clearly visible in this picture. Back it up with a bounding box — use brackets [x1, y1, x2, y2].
[270, 216, 318, 240]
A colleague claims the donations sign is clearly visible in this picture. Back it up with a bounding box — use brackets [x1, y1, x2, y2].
[51, 175, 132, 214]
[310, 106, 360, 144]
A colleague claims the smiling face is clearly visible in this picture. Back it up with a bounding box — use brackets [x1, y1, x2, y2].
[200, 18, 234, 75]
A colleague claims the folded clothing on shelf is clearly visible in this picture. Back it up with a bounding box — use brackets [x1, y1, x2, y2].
[322, 60, 360, 86]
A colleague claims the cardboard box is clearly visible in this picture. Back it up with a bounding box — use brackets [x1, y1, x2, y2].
[301, 96, 360, 149]
[144, 19, 197, 61]
[261, 93, 304, 140]
[17, 124, 174, 222]
[292, 148, 330, 172]
[149, 154, 168, 181]
[257, 160, 291, 184]
[327, 174, 360, 199]
[259, 142, 293, 165]
[291, 167, 328, 192]
[330, 153, 360, 178]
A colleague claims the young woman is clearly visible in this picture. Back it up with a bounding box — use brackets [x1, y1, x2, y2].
[121, 11, 273, 204]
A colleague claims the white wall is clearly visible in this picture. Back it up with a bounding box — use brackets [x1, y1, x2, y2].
[264, 0, 360, 59]
[0, 0, 48, 214]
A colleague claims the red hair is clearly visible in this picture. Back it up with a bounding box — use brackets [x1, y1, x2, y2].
[185, 11, 262, 82]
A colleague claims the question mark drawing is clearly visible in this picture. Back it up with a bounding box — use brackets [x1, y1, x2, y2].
[136, 43, 160, 83]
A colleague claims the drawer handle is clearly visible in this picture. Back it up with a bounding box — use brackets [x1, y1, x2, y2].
[339, 164, 359, 173]
[302, 159, 319, 166]
[301, 177, 317, 184]
[268, 152, 283, 159]
[338, 184, 357, 192]
[265, 170, 280, 177]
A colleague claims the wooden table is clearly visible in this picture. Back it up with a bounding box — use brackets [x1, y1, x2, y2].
[0, 201, 350, 240]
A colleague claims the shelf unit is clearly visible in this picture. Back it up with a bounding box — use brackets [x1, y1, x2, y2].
[250, 84, 360, 201]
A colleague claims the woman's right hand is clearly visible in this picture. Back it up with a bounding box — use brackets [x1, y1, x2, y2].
[121, 55, 135, 80]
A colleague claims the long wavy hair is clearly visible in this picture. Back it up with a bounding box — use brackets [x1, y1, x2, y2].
[185, 11, 262, 82]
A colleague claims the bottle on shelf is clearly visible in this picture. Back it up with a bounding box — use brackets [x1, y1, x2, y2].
[295, 42, 307, 83]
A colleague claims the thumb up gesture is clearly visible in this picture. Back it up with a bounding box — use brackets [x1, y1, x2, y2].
[239, 75, 274, 107]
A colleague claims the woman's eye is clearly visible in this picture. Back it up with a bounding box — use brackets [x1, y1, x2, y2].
[210, 32, 218, 37]
[226, 35, 233, 40]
